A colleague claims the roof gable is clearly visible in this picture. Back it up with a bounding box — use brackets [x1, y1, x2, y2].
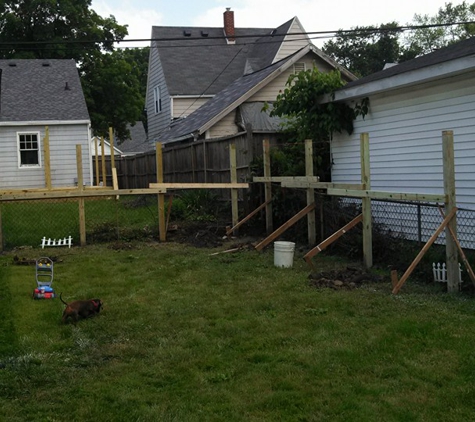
[0, 59, 89, 122]
[157, 46, 317, 143]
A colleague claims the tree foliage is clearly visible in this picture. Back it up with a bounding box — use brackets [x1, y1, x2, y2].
[323, 2, 475, 77]
[323, 22, 411, 77]
[403, 1, 475, 55]
[0, 0, 148, 139]
[270, 68, 368, 141]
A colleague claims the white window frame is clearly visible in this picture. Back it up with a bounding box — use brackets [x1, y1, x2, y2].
[17, 131, 41, 168]
[153, 85, 162, 114]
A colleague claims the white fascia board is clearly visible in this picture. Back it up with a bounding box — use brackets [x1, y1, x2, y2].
[171, 95, 214, 99]
[332, 55, 475, 102]
[0, 120, 91, 126]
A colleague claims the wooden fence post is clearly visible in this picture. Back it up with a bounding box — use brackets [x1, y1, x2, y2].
[76, 145, 86, 246]
[360, 133, 373, 268]
[94, 136, 100, 186]
[263, 139, 273, 234]
[43, 126, 52, 189]
[109, 127, 115, 170]
[443, 130, 459, 293]
[100, 136, 106, 186]
[156, 142, 166, 241]
[230, 143, 239, 231]
[305, 139, 316, 246]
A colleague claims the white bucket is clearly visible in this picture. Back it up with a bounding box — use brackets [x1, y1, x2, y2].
[274, 241, 296, 268]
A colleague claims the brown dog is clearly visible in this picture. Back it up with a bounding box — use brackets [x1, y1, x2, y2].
[60, 293, 103, 324]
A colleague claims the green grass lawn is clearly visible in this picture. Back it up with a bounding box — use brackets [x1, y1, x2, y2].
[1, 242, 475, 421]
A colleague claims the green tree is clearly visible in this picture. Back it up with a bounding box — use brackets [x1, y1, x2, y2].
[404, 1, 475, 55]
[0, 0, 147, 139]
[81, 48, 148, 140]
[323, 22, 413, 77]
[270, 68, 368, 141]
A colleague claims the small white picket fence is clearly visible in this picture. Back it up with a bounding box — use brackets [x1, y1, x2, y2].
[432, 262, 462, 286]
[41, 236, 73, 249]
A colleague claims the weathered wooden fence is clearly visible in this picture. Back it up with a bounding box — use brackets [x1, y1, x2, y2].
[95, 131, 279, 190]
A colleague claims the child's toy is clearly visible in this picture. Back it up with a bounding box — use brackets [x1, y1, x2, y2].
[33, 257, 56, 300]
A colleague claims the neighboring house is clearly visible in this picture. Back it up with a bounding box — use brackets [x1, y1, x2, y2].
[116, 122, 151, 155]
[326, 36, 475, 247]
[0, 59, 92, 189]
[90, 137, 123, 157]
[146, 8, 355, 145]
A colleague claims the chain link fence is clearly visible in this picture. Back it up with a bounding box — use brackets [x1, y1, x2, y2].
[0, 195, 160, 250]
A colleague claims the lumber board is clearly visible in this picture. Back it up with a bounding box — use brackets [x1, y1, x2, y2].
[304, 214, 363, 270]
[438, 206, 475, 287]
[253, 176, 320, 183]
[0, 188, 166, 201]
[255, 203, 316, 251]
[281, 181, 365, 190]
[226, 199, 271, 236]
[327, 188, 446, 202]
[392, 207, 457, 294]
[149, 183, 248, 189]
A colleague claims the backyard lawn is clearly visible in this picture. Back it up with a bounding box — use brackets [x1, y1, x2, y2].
[1, 240, 475, 421]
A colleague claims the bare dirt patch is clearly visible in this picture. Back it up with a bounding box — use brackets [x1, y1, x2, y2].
[308, 266, 385, 290]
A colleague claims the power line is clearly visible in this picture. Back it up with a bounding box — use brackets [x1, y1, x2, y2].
[0, 20, 473, 49]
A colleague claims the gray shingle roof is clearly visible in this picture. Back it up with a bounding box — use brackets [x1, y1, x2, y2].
[342, 36, 475, 90]
[157, 49, 303, 143]
[0, 59, 89, 122]
[151, 24, 285, 96]
[117, 122, 153, 154]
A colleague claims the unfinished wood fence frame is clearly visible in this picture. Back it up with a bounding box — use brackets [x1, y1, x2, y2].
[252, 132, 462, 294]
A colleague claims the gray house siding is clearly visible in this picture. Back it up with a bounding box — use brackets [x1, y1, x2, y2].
[146, 45, 172, 143]
[0, 123, 91, 189]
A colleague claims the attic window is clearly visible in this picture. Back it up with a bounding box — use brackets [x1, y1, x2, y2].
[184, 30, 191, 37]
[42, 62, 50, 67]
[201, 30, 209, 37]
[8, 63, 16, 67]
[293, 62, 306, 73]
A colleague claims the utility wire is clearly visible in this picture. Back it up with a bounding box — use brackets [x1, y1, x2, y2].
[0, 20, 473, 48]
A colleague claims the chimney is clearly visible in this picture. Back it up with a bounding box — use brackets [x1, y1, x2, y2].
[223, 8, 235, 44]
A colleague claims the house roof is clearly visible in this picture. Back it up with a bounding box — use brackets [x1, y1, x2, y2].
[157, 45, 316, 144]
[117, 122, 152, 154]
[0, 59, 89, 122]
[332, 36, 475, 101]
[151, 20, 294, 96]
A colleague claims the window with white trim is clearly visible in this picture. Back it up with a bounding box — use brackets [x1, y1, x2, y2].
[18, 132, 41, 167]
[153, 86, 162, 113]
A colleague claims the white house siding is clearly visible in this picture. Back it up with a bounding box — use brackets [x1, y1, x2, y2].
[0, 123, 91, 189]
[146, 45, 171, 142]
[172, 97, 211, 119]
[249, 55, 335, 102]
[331, 72, 475, 248]
[207, 111, 239, 138]
[274, 18, 310, 62]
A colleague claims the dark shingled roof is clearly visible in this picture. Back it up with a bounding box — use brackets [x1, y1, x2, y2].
[0, 59, 89, 122]
[151, 20, 295, 96]
[118, 122, 152, 154]
[342, 36, 475, 90]
[157, 50, 302, 143]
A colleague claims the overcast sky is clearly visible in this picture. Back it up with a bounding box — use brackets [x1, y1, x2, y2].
[91, 0, 466, 48]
